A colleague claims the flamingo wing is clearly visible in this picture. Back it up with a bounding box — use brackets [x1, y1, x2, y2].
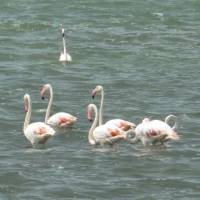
[93, 124, 125, 145]
[105, 119, 136, 131]
[47, 112, 77, 128]
[107, 127, 123, 137]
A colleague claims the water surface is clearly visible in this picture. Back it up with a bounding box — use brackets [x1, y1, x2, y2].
[0, 0, 200, 199]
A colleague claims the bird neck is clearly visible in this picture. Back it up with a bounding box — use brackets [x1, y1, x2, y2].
[165, 115, 177, 130]
[62, 36, 67, 55]
[88, 105, 98, 145]
[45, 85, 53, 123]
[99, 88, 104, 126]
[23, 97, 31, 133]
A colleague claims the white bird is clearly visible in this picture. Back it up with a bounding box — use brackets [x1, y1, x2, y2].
[126, 116, 179, 146]
[91, 85, 136, 131]
[23, 94, 55, 147]
[40, 84, 77, 133]
[59, 28, 72, 62]
[87, 104, 134, 146]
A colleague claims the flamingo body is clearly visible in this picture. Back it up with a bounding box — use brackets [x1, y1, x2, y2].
[93, 124, 125, 141]
[24, 122, 55, 146]
[134, 118, 179, 146]
[59, 52, 72, 62]
[105, 119, 136, 131]
[47, 112, 77, 132]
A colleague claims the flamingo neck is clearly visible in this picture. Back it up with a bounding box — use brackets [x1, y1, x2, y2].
[45, 85, 53, 123]
[88, 105, 98, 145]
[165, 115, 177, 130]
[99, 88, 104, 126]
[62, 36, 67, 55]
[125, 129, 139, 144]
[23, 96, 31, 133]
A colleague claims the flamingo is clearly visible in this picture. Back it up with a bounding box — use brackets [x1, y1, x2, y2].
[23, 94, 55, 147]
[126, 116, 180, 146]
[91, 85, 135, 130]
[40, 84, 77, 133]
[87, 104, 133, 146]
[59, 28, 72, 62]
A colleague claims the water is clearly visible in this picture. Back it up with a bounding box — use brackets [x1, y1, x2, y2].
[0, 0, 200, 199]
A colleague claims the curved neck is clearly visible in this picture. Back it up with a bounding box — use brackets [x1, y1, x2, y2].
[125, 129, 139, 144]
[165, 115, 177, 130]
[23, 97, 31, 133]
[62, 37, 67, 55]
[88, 105, 98, 145]
[99, 88, 104, 126]
[45, 85, 53, 123]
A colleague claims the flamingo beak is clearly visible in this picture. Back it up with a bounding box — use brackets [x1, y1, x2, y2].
[87, 109, 93, 122]
[91, 89, 97, 99]
[40, 88, 46, 100]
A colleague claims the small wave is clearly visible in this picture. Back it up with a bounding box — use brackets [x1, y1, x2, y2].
[152, 12, 164, 21]
[152, 12, 164, 17]
[51, 164, 64, 169]
[0, 20, 57, 32]
[34, 108, 46, 113]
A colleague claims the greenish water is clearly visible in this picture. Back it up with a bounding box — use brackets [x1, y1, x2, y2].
[0, 0, 200, 199]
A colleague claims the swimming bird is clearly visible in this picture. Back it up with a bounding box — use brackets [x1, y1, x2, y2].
[40, 84, 77, 133]
[126, 117, 179, 146]
[87, 104, 130, 146]
[59, 28, 72, 62]
[91, 85, 135, 130]
[23, 94, 55, 147]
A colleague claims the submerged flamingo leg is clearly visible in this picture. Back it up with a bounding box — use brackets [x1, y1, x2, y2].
[152, 134, 168, 145]
[127, 136, 140, 144]
[106, 135, 125, 145]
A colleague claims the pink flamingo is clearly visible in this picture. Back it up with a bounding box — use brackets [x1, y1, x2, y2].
[127, 116, 179, 146]
[87, 104, 132, 146]
[91, 85, 135, 131]
[40, 84, 77, 133]
[23, 94, 55, 147]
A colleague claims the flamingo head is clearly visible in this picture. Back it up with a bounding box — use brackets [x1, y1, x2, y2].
[61, 28, 65, 37]
[24, 93, 30, 112]
[91, 85, 103, 99]
[87, 104, 95, 122]
[40, 84, 51, 100]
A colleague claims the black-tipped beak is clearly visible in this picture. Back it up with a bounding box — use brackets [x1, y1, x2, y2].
[92, 95, 95, 99]
[62, 33, 65, 37]
[41, 96, 45, 100]
[88, 119, 93, 122]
